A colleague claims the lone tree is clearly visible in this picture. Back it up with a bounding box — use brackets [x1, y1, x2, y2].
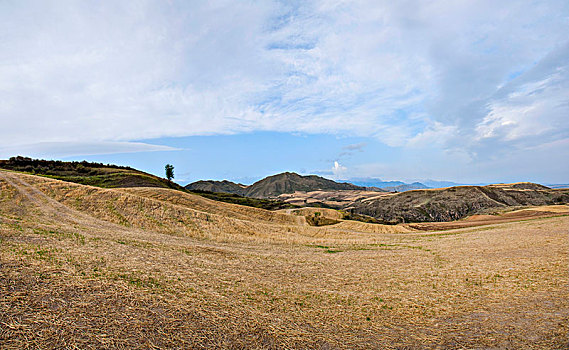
[165, 164, 174, 181]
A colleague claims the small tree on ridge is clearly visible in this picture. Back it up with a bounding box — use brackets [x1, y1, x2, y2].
[165, 164, 174, 182]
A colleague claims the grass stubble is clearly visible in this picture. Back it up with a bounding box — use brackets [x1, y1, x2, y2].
[0, 171, 567, 349]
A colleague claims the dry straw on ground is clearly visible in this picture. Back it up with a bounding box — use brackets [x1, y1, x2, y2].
[1, 171, 568, 349]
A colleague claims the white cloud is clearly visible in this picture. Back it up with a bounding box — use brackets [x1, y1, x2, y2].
[0, 0, 567, 162]
[408, 122, 458, 149]
[338, 142, 367, 158]
[476, 69, 569, 143]
[0, 141, 180, 159]
[331, 161, 348, 179]
[343, 143, 367, 152]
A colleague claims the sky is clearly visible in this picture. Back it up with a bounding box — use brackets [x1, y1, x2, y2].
[1, 0, 568, 185]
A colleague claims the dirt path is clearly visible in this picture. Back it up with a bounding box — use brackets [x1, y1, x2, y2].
[0, 170, 132, 232]
[0, 171, 219, 249]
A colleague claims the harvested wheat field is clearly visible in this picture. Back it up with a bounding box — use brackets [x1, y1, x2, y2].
[1, 170, 568, 349]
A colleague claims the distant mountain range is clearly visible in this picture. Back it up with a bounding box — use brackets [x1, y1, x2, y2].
[347, 177, 465, 190]
[346, 178, 407, 188]
[382, 182, 430, 192]
[547, 184, 569, 189]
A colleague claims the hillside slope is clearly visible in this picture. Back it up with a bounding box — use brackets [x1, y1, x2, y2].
[0, 156, 183, 190]
[186, 172, 364, 198]
[0, 170, 412, 242]
[0, 157, 295, 211]
[350, 183, 569, 223]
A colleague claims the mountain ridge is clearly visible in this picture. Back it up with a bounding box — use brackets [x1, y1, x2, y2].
[186, 172, 365, 198]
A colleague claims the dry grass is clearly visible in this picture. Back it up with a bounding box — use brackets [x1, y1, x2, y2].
[410, 205, 569, 231]
[120, 187, 301, 225]
[283, 207, 345, 220]
[1, 171, 568, 349]
[521, 204, 569, 213]
[277, 189, 389, 207]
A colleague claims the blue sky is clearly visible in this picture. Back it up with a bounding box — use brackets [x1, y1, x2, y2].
[1, 1, 568, 185]
[60, 133, 401, 185]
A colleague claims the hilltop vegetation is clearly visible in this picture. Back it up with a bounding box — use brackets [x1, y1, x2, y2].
[0, 156, 184, 190]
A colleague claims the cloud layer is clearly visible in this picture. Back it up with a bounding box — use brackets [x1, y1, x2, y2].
[0, 141, 179, 159]
[1, 0, 568, 163]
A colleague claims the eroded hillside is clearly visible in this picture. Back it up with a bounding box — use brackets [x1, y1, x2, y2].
[350, 184, 569, 223]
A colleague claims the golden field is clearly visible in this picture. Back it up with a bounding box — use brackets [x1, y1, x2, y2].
[1, 170, 567, 349]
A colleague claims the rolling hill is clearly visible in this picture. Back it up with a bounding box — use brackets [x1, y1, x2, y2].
[244, 172, 363, 198]
[3, 157, 566, 226]
[0, 157, 296, 211]
[186, 172, 364, 198]
[1, 169, 568, 348]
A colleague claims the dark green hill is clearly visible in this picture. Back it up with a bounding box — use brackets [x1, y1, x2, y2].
[185, 172, 364, 199]
[187, 180, 247, 196]
[244, 172, 363, 198]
